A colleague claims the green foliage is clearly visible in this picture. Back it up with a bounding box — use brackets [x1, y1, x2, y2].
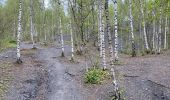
[84, 68, 109, 84]
[0, 38, 17, 52]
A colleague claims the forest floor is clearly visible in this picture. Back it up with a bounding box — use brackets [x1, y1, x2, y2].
[0, 42, 170, 100]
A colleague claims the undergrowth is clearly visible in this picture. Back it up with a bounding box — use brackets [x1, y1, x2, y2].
[0, 39, 17, 52]
[84, 68, 110, 84]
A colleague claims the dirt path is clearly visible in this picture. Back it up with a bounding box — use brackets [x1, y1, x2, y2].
[38, 47, 90, 100]
[2, 43, 114, 100]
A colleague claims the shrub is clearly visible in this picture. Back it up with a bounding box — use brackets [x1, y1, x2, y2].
[84, 68, 109, 84]
[8, 40, 17, 44]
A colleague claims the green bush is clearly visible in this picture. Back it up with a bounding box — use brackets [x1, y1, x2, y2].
[0, 39, 17, 52]
[8, 40, 17, 44]
[84, 68, 109, 84]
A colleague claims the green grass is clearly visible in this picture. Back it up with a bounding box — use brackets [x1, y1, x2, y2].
[0, 39, 17, 52]
[84, 68, 110, 84]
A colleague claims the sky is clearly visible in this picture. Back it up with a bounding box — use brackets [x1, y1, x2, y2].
[44, 0, 49, 8]
[44, 0, 68, 15]
[0, 0, 5, 4]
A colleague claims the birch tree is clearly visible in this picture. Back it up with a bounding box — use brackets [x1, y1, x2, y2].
[70, 22, 74, 61]
[30, 0, 36, 49]
[60, 18, 65, 57]
[152, 11, 156, 53]
[129, 0, 136, 57]
[105, 0, 114, 62]
[113, 0, 119, 61]
[158, 8, 162, 54]
[99, 0, 106, 70]
[164, 16, 168, 50]
[98, 0, 103, 58]
[140, 0, 150, 52]
[16, 0, 22, 64]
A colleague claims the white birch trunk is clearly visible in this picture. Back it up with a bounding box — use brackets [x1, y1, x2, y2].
[16, 0, 22, 63]
[129, 0, 136, 57]
[164, 16, 168, 50]
[99, 1, 103, 58]
[60, 19, 65, 57]
[112, 0, 120, 99]
[113, 0, 119, 61]
[105, 0, 114, 64]
[158, 8, 162, 54]
[152, 12, 156, 53]
[30, 0, 35, 48]
[70, 22, 74, 60]
[99, 0, 106, 70]
[140, 0, 149, 51]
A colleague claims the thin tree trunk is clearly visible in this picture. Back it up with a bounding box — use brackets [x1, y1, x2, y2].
[112, 0, 120, 99]
[42, 0, 46, 42]
[113, 0, 119, 61]
[158, 8, 162, 54]
[152, 12, 156, 53]
[129, 0, 136, 57]
[70, 22, 74, 61]
[140, 0, 149, 52]
[99, 0, 106, 70]
[60, 19, 65, 57]
[164, 16, 168, 50]
[98, 0, 103, 57]
[16, 0, 23, 64]
[105, 0, 114, 64]
[30, 0, 35, 48]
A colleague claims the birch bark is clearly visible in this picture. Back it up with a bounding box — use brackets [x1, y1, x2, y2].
[140, 0, 149, 51]
[16, 0, 23, 64]
[105, 0, 114, 63]
[30, 0, 36, 48]
[113, 0, 119, 61]
[129, 0, 136, 57]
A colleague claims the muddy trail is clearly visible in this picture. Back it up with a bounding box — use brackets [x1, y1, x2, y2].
[39, 47, 91, 100]
[2, 43, 113, 100]
[1, 42, 170, 100]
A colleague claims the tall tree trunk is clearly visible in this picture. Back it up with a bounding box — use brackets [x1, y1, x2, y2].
[158, 8, 162, 54]
[30, 0, 35, 48]
[112, 0, 120, 99]
[60, 19, 65, 57]
[42, 0, 46, 42]
[129, 0, 136, 57]
[70, 22, 74, 61]
[164, 16, 168, 50]
[99, 0, 106, 70]
[16, 0, 23, 64]
[152, 12, 156, 53]
[105, 0, 114, 64]
[98, 0, 103, 58]
[140, 0, 149, 52]
[113, 0, 119, 61]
